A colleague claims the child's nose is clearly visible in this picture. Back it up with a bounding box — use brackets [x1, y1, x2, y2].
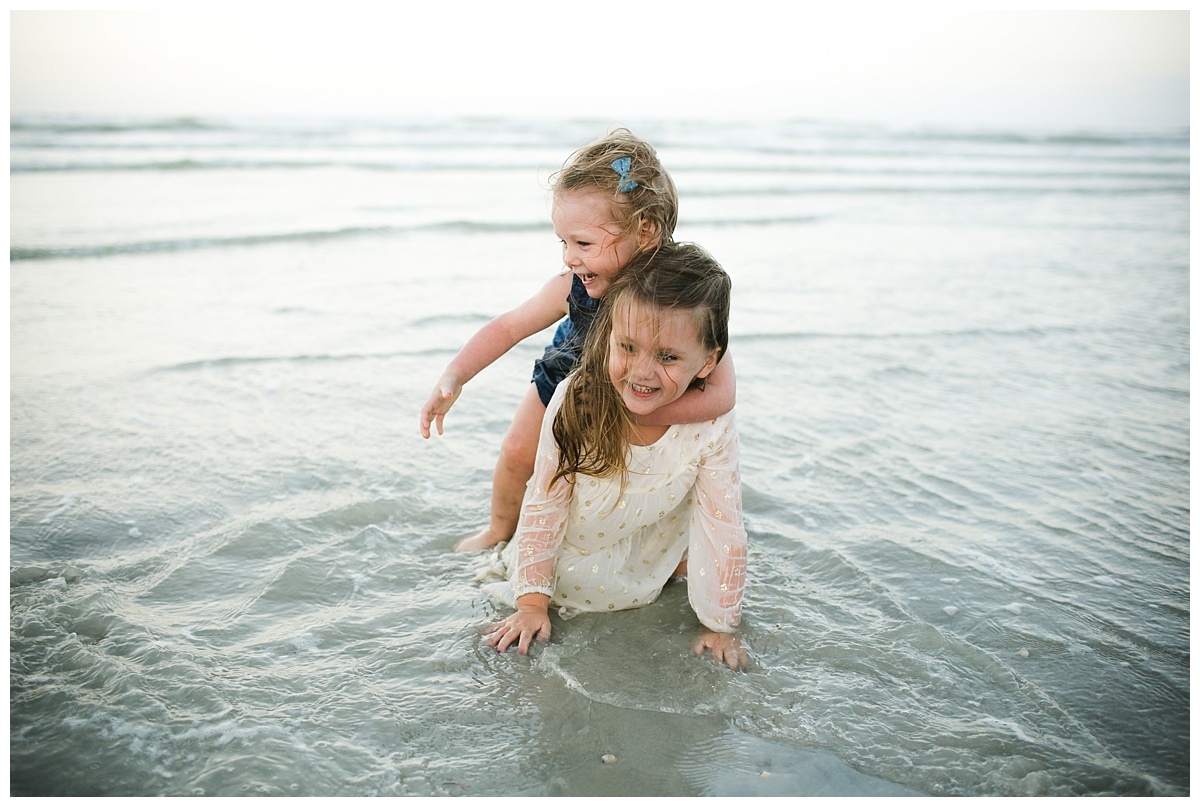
[562, 243, 581, 267]
[632, 352, 656, 375]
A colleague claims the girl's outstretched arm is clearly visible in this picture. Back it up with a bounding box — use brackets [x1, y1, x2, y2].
[639, 351, 736, 427]
[419, 273, 573, 438]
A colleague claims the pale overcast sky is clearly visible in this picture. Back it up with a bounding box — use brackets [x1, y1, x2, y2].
[9, 6, 1191, 131]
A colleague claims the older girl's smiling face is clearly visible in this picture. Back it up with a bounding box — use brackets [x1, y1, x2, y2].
[552, 189, 646, 298]
[607, 299, 719, 418]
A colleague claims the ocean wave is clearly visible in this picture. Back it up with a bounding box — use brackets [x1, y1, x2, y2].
[12, 114, 1185, 145]
[10, 116, 221, 134]
[12, 151, 1188, 175]
[408, 313, 494, 329]
[8, 159, 550, 174]
[731, 325, 1100, 343]
[10, 227, 390, 260]
[12, 116, 1186, 182]
[686, 181, 1188, 199]
[882, 126, 1189, 148]
[12, 216, 862, 262]
[10, 159, 336, 173]
[24, 188, 1189, 262]
[19, 158, 1183, 201]
[143, 350, 439, 375]
[10, 221, 548, 261]
[689, 214, 825, 227]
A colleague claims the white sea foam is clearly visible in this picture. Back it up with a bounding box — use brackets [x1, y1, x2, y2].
[39, 493, 81, 523]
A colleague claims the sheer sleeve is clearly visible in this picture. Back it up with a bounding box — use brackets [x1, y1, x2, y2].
[687, 414, 747, 633]
[511, 385, 574, 600]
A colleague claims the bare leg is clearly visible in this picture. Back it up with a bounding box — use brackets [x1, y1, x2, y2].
[453, 384, 547, 552]
[672, 555, 688, 578]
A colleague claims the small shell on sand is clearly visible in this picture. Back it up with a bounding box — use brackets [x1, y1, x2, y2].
[601, 754, 617, 764]
[1018, 648, 1030, 658]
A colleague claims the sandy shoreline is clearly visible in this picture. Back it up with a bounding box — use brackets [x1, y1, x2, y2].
[511, 698, 922, 796]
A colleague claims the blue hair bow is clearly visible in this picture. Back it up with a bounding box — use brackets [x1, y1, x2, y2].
[611, 157, 638, 192]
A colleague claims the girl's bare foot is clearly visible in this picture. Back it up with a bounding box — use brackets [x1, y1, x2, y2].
[453, 528, 508, 553]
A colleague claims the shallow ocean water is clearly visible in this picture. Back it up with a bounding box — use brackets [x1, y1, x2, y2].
[9, 116, 1189, 795]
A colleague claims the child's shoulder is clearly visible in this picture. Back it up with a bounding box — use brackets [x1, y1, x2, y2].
[534, 271, 574, 308]
[544, 271, 574, 294]
[518, 271, 574, 320]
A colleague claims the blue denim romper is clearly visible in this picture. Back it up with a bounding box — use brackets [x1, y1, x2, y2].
[531, 274, 599, 406]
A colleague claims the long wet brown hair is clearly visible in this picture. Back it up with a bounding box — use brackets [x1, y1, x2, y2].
[549, 242, 731, 492]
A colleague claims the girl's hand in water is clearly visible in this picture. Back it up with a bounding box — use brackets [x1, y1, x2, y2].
[419, 373, 462, 438]
[693, 630, 748, 671]
[487, 596, 551, 655]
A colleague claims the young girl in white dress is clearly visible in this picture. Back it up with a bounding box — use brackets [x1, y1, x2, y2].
[483, 242, 747, 670]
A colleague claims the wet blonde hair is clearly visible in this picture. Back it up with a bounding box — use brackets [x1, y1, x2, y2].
[550, 242, 731, 492]
[551, 129, 678, 246]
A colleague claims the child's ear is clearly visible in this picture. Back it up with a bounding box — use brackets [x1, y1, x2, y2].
[696, 349, 720, 380]
[636, 218, 660, 249]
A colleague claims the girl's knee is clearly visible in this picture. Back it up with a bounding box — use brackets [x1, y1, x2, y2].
[499, 388, 546, 472]
[499, 427, 538, 475]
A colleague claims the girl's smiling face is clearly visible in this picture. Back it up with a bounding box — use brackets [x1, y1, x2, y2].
[607, 299, 720, 418]
[552, 189, 650, 298]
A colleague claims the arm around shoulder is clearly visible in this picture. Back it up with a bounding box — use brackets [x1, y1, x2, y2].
[641, 350, 736, 427]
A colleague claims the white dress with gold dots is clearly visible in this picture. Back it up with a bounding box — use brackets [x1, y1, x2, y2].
[484, 381, 746, 634]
